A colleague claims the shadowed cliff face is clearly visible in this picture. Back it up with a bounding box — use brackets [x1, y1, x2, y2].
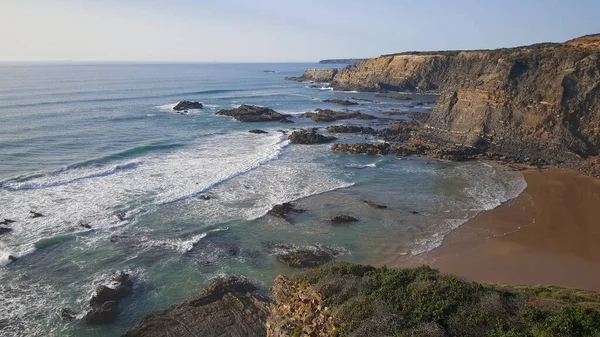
[331, 35, 600, 166]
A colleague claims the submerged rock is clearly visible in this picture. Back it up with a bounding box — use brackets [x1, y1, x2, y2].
[84, 272, 133, 325]
[267, 203, 304, 219]
[173, 101, 203, 111]
[0, 227, 12, 235]
[364, 200, 388, 209]
[323, 99, 358, 106]
[248, 129, 268, 134]
[216, 104, 292, 123]
[288, 129, 337, 144]
[0, 218, 16, 225]
[329, 214, 358, 224]
[277, 248, 333, 269]
[124, 276, 269, 337]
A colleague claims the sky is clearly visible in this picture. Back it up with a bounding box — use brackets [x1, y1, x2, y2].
[0, 0, 599, 62]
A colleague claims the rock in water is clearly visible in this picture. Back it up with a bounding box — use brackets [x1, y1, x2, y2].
[0, 218, 16, 225]
[330, 214, 357, 224]
[364, 200, 388, 209]
[267, 203, 304, 219]
[29, 211, 43, 218]
[216, 104, 292, 123]
[0, 227, 12, 235]
[288, 129, 337, 144]
[332, 142, 391, 155]
[300, 108, 360, 122]
[123, 276, 269, 337]
[323, 99, 359, 106]
[276, 248, 333, 269]
[173, 101, 203, 111]
[284, 68, 338, 82]
[327, 125, 377, 134]
[248, 129, 268, 134]
[85, 272, 133, 325]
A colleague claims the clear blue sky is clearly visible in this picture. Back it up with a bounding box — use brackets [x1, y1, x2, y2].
[1, 0, 598, 62]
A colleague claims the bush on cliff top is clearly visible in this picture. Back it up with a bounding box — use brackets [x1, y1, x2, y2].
[294, 262, 600, 337]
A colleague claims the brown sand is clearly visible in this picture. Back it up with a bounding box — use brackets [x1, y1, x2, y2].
[390, 168, 600, 291]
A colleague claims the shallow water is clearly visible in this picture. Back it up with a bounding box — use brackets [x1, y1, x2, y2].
[0, 62, 525, 336]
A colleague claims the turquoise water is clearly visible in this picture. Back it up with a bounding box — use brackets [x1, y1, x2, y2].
[0, 63, 526, 336]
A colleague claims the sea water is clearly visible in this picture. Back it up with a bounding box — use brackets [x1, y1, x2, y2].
[0, 62, 526, 336]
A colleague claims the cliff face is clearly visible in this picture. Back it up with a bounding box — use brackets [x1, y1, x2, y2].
[286, 68, 338, 82]
[331, 35, 600, 166]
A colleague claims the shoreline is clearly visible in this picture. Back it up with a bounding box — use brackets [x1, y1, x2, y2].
[387, 167, 600, 291]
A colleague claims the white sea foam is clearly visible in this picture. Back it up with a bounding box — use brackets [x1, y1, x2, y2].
[0, 132, 289, 256]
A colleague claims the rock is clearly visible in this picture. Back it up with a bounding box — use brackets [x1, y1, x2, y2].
[173, 101, 203, 111]
[248, 129, 268, 134]
[7, 255, 18, 263]
[378, 121, 419, 142]
[267, 203, 304, 219]
[410, 211, 421, 215]
[356, 113, 377, 120]
[326, 125, 377, 134]
[364, 200, 387, 209]
[0, 227, 12, 235]
[323, 99, 358, 106]
[288, 129, 337, 144]
[284, 68, 338, 82]
[348, 96, 377, 103]
[116, 212, 126, 221]
[79, 223, 92, 229]
[332, 142, 391, 155]
[276, 248, 333, 269]
[123, 276, 269, 337]
[85, 272, 133, 325]
[216, 104, 292, 123]
[263, 70, 276, 73]
[29, 211, 43, 218]
[329, 214, 357, 224]
[60, 308, 76, 320]
[0, 219, 16, 225]
[198, 194, 211, 200]
[300, 108, 360, 122]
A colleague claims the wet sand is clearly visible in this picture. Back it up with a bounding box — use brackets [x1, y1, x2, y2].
[389, 168, 600, 291]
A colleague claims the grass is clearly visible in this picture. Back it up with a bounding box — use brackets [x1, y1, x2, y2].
[292, 262, 600, 337]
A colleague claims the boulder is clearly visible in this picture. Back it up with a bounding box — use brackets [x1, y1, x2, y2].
[323, 99, 358, 106]
[327, 125, 377, 134]
[332, 142, 391, 155]
[0, 219, 15, 225]
[288, 129, 337, 144]
[84, 272, 133, 325]
[248, 129, 268, 134]
[29, 211, 43, 218]
[329, 214, 358, 224]
[0, 227, 12, 235]
[173, 101, 203, 111]
[267, 203, 304, 219]
[216, 104, 292, 123]
[123, 276, 269, 337]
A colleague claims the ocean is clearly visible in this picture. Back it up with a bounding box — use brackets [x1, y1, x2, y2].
[0, 62, 526, 336]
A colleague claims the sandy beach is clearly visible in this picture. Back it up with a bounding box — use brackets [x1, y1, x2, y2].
[390, 167, 600, 291]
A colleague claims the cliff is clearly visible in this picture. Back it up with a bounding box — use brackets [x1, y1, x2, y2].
[285, 68, 338, 82]
[125, 263, 600, 337]
[330, 35, 600, 170]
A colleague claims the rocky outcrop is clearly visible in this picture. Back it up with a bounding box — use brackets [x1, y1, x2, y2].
[378, 121, 419, 142]
[332, 142, 391, 155]
[249, 129, 268, 134]
[173, 101, 203, 111]
[288, 129, 337, 144]
[276, 248, 333, 269]
[285, 68, 338, 82]
[124, 276, 269, 337]
[326, 125, 377, 134]
[300, 109, 360, 122]
[217, 104, 292, 123]
[85, 272, 133, 325]
[327, 35, 600, 170]
[323, 99, 358, 106]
